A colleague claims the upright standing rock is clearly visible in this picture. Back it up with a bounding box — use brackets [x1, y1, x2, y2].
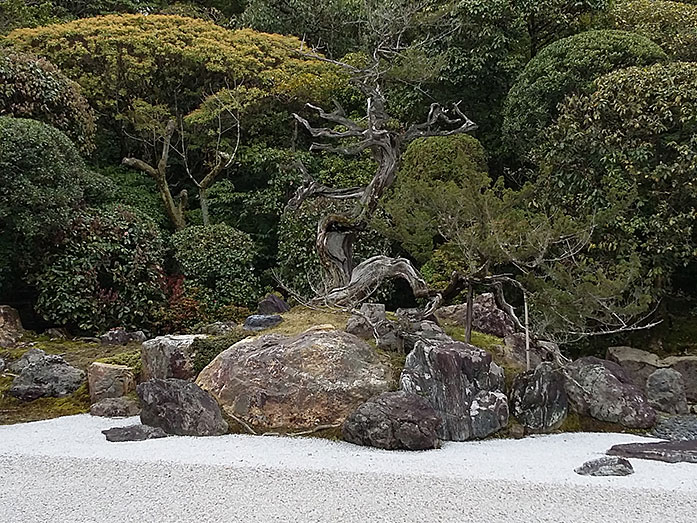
[646, 368, 688, 414]
[87, 362, 136, 403]
[0, 305, 24, 347]
[564, 357, 656, 429]
[400, 339, 508, 441]
[510, 362, 567, 433]
[662, 356, 697, 403]
[141, 334, 206, 381]
[137, 378, 228, 436]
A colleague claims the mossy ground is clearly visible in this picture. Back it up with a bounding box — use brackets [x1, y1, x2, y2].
[265, 306, 351, 336]
[0, 379, 90, 425]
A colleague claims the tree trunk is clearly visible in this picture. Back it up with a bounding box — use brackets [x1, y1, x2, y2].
[200, 187, 210, 227]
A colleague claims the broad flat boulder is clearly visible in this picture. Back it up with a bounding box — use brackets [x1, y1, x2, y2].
[510, 362, 568, 433]
[141, 334, 206, 381]
[607, 440, 697, 464]
[575, 456, 634, 476]
[137, 378, 228, 436]
[0, 305, 24, 347]
[400, 339, 507, 441]
[435, 293, 515, 338]
[257, 294, 290, 315]
[662, 356, 697, 403]
[243, 314, 283, 332]
[646, 368, 688, 414]
[87, 362, 136, 403]
[342, 391, 442, 450]
[9, 353, 85, 401]
[102, 425, 168, 442]
[607, 346, 665, 391]
[564, 357, 656, 429]
[196, 327, 394, 433]
[90, 397, 141, 417]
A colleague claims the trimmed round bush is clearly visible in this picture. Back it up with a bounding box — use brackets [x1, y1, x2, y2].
[35, 205, 166, 332]
[172, 224, 262, 309]
[0, 50, 95, 153]
[502, 30, 667, 159]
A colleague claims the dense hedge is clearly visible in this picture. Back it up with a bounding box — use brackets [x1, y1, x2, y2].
[502, 30, 667, 160]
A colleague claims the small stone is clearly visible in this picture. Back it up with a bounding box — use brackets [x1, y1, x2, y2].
[45, 327, 68, 340]
[0, 356, 5, 373]
[575, 456, 634, 476]
[91, 397, 141, 417]
[102, 425, 169, 442]
[198, 322, 238, 336]
[243, 314, 283, 332]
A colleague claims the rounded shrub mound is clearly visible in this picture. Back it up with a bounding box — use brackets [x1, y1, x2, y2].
[502, 29, 667, 160]
[172, 223, 263, 309]
[0, 50, 95, 153]
[35, 205, 166, 332]
[612, 0, 697, 62]
[536, 62, 697, 285]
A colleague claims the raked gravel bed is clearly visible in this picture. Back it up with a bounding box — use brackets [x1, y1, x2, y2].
[1, 414, 697, 522]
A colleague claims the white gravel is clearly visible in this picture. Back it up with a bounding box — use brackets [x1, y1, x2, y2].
[1, 414, 697, 522]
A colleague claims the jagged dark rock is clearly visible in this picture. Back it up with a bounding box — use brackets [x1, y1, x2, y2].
[575, 456, 634, 476]
[510, 362, 567, 433]
[646, 368, 688, 414]
[243, 314, 283, 332]
[102, 424, 169, 442]
[608, 440, 697, 464]
[141, 334, 207, 381]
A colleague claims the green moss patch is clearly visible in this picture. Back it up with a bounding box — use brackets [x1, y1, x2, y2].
[0, 380, 90, 425]
[265, 306, 352, 336]
[190, 330, 249, 375]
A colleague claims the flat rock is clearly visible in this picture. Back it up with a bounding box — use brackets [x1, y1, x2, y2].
[575, 456, 634, 476]
[102, 424, 169, 442]
[607, 440, 697, 464]
[400, 339, 507, 441]
[197, 328, 393, 433]
[9, 353, 85, 400]
[138, 378, 228, 436]
[87, 362, 136, 403]
[564, 357, 656, 429]
[342, 391, 442, 450]
[141, 334, 206, 381]
[90, 397, 141, 418]
[510, 362, 568, 433]
[243, 314, 283, 332]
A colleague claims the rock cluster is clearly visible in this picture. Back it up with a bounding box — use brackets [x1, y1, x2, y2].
[401, 339, 508, 441]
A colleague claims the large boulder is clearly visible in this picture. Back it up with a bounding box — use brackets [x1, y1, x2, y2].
[606, 346, 665, 391]
[510, 362, 568, 433]
[141, 334, 206, 381]
[662, 356, 697, 403]
[87, 362, 136, 403]
[9, 353, 85, 400]
[400, 339, 508, 441]
[196, 327, 394, 434]
[564, 357, 656, 429]
[90, 397, 141, 418]
[0, 305, 24, 347]
[342, 391, 442, 450]
[257, 293, 290, 315]
[435, 293, 515, 338]
[646, 368, 688, 414]
[137, 378, 228, 436]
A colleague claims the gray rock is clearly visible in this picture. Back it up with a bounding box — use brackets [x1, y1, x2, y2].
[102, 424, 169, 442]
[9, 353, 85, 400]
[342, 391, 442, 450]
[662, 356, 697, 403]
[575, 456, 634, 476]
[510, 362, 568, 433]
[435, 293, 515, 338]
[400, 339, 507, 441]
[0, 305, 24, 347]
[90, 397, 141, 418]
[402, 321, 453, 354]
[9, 348, 46, 373]
[197, 327, 394, 433]
[138, 378, 228, 436]
[607, 346, 665, 391]
[0, 356, 4, 373]
[607, 440, 697, 464]
[500, 333, 555, 370]
[44, 327, 68, 340]
[87, 362, 136, 403]
[257, 294, 290, 315]
[141, 334, 207, 381]
[646, 368, 688, 414]
[346, 303, 387, 340]
[198, 322, 238, 336]
[564, 357, 656, 429]
[243, 314, 283, 332]
[99, 328, 147, 346]
[652, 414, 697, 441]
